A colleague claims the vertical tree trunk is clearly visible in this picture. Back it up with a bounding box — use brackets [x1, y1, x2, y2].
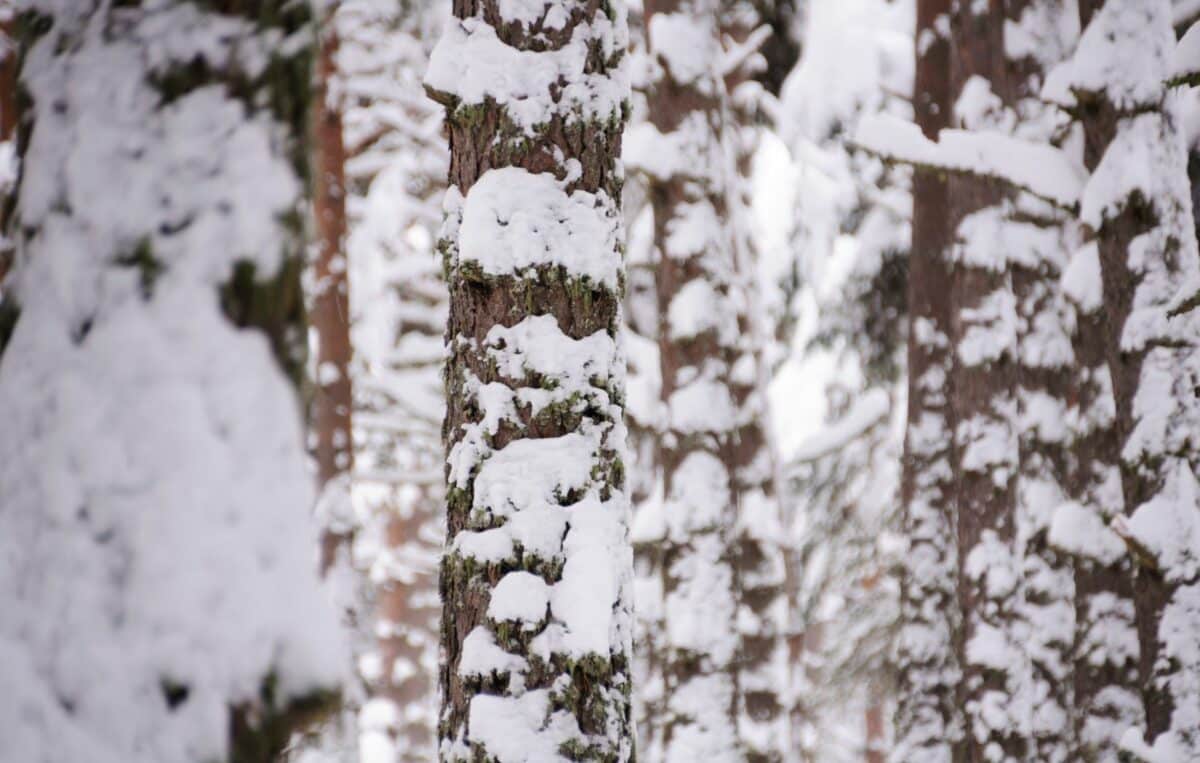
[720, 5, 789, 759]
[893, 0, 963, 759]
[0, 2, 344, 760]
[1068, 0, 1200, 756]
[637, 0, 742, 756]
[944, 1, 1027, 759]
[426, 0, 635, 757]
[0, 7, 18, 286]
[313, 0, 355, 576]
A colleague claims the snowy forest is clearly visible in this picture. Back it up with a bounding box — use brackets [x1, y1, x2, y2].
[7, 0, 1200, 761]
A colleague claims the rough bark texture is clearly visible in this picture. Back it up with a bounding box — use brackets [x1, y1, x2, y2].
[1002, 4, 1077, 760]
[313, 1, 355, 576]
[892, 0, 962, 759]
[429, 0, 635, 758]
[1070, 1, 1200, 754]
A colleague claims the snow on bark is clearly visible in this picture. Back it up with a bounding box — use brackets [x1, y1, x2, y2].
[892, 1, 963, 760]
[720, 2, 789, 758]
[945, 2, 1027, 758]
[427, 0, 635, 757]
[1000, 4, 1081, 760]
[312, 0, 356, 578]
[0, 3, 347, 761]
[632, 0, 784, 755]
[1052, 0, 1200, 756]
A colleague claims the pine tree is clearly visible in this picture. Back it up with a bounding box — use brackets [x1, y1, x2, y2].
[944, 1, 1026, 757]
[633, 0, 748, 755]
[425, 0, 636, 756]
[892, 0, 963, 759]
[1053, 0, 1200, 756]
[721, 2, 789, 757]
[313, 0, 355, 576]
[0, 2, 345, 760]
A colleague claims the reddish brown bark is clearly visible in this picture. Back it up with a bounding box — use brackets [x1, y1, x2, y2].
[893, 0, 963, 758]
[312, 5, 355, 576]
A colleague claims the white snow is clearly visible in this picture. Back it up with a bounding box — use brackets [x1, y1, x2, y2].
[0, 6, 346, 762]
[458, 167, 622, 288]
[425, 11, 627, 133]
[853, 113, 1086, 208]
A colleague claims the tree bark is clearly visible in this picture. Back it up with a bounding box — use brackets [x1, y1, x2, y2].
[893, 0, 963, 760]
[313, 1, 355, 576]
[720, 4, 789, 759]
[1070, 0, 1200, 755]
[944, 1, 1027, 759]
[429, 0, 635, 757]
[638, 0, 744, 756]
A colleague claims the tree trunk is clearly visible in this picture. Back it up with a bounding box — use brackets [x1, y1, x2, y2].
[945, 1, 1027, 759]
[313, 0, 355, 576]
[1003, 3, 1078, 760]
[427, 0, 635, 756]
[893, 0, 963, 759]
[638, 0, 743, 756]
[721, 4, 789, 759]
[0, 2, 343, 760]
[1070, 0, 1200, 755]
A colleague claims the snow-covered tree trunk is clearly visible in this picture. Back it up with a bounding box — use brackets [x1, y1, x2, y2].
[425, 0, 635, 757]
[633, 0, 746, 756]
[893, 0, 963, 759]
[313, 0, 355, 575]
[1054, 0, 1200, 756]
[720, 3, 790, 759]
[0, 2, 346, 761]
[1001, 4, 1079, 760]
[945, 1, 1026, 758]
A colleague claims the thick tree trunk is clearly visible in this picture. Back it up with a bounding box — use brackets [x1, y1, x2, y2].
[313, 1, 355, 576]
[944, 1, 1026, 759]
[427, 0, 635, 757]
[0, 2, 343, 759]
[1069, 0, 1200, 755]
[892, 1, 963, 760]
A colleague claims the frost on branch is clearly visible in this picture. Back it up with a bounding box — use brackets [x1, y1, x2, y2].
[0, 4, 346, 762]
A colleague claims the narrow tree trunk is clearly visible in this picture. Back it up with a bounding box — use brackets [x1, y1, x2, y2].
[892, 0, 963, 759]
[0, 8, 18, 285]
[1069, 0, 1200, 755]
[337, 0, 449, 756]
[427, 0, 635, 756]
[1003, 4, 1077, 759]
[313, 0, 355, 576]
[638, 0, 742, 756]
[721, 5, 789, 759]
